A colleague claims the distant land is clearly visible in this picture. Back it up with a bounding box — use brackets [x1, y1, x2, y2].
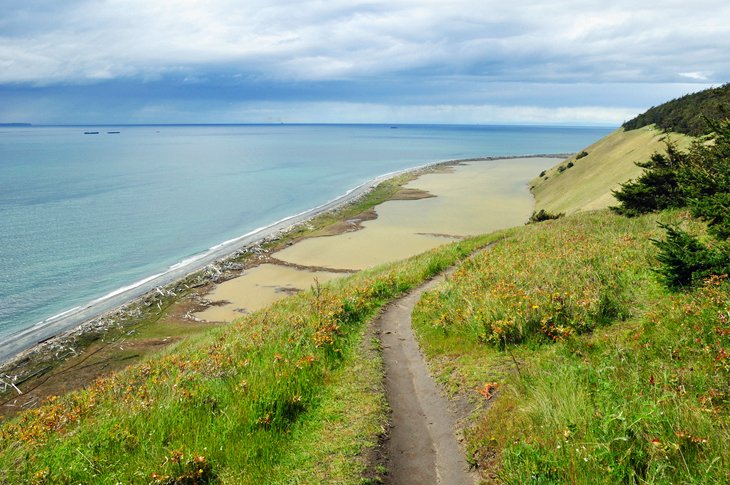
[0, 123, 32, 127]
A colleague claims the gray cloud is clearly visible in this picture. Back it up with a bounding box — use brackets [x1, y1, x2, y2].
[0, 0, 727, 123]
[2, 0, 728, 84]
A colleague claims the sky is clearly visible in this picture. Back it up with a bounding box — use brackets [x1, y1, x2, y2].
[1, 0, 728, 125]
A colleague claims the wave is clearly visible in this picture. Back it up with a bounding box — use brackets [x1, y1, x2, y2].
[89, 272, 167, 304]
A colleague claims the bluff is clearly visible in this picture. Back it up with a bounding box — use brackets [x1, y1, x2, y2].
[530, 84, 730, 214]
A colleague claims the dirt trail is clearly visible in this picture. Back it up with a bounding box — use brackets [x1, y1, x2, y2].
[379, 275, 476, 485]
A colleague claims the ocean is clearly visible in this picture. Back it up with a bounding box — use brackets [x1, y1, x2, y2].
[0, 124, 611, 360]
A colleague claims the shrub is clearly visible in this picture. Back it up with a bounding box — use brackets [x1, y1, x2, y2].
[529, 209, 564, 223]
[611, 142, 687, 217]
[576, 151, 589, 159]
[653, 223, 730, 289]
[613, 119, 730, 289]
[151, 451, 217, 484]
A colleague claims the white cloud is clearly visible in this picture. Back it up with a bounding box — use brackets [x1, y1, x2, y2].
[679, 72, 710, 81]
[1, 1, 727, 123]
[1, 0, 729, 85]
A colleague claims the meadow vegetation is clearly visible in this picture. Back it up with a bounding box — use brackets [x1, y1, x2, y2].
[413, 210, 730, 483]
[0, 235, 495, 484]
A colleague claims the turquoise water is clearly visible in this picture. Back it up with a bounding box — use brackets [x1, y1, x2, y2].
[0, 124, 611, 358]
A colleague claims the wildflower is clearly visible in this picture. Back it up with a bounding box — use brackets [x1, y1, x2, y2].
[478, 382, 499, 400]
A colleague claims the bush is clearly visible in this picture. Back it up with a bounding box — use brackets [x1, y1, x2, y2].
[613, 119, 730, 289]
[653, 224, 730, 289]
[611, 142, 687, 217]
[576, 151, 589, 159]
[529, 209, 564, 223]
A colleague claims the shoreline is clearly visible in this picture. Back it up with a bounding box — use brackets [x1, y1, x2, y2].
[0, 154, 568, 409]
[0, 159, 436, 365]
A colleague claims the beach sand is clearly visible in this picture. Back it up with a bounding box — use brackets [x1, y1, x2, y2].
[275, 158, 552, 270]
[194, 264, 344, 322]
[191, 157, 554, 321]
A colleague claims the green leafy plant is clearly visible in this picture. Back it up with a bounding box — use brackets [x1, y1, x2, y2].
[528, 209, 564, 223]
[611, 142, 687, 217]
[613, 118, 730, 289]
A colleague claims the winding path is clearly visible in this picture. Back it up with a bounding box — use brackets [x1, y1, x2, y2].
[378, 275, 476, 485]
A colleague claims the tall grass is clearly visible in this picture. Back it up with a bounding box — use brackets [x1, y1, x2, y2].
[413, 210, 730, 483]
[418, 211, 650, 348]
[0, 235, 493, 484]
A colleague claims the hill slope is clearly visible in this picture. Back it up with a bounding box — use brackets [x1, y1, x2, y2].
[532, 84, 730, 215]
[530, 126, 691, 214]
[413, 210, 730, 483]
[623, 83, 730, 136]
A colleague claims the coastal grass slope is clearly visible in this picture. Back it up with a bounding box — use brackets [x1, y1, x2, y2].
[0, 234, 496, 483]
[0, 169, 430, 420]
[530, 126, 691, 215]
[413, 210, 730, 483]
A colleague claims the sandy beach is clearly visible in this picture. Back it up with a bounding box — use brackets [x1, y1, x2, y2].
[190, 157, 555, 322]
[0, 155, 560, 417]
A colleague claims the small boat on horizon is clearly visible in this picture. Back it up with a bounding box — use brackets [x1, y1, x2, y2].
[83, 131, 100, 135]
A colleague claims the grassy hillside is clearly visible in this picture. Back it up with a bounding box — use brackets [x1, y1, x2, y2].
[530, 126, 691, 215]
[413, 210, 729, 483]
[0, 235, 496, 484]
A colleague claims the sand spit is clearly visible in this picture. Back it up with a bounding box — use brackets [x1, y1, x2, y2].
[191, 157, 555, 321]
[276, 158, 554, 270]
[0, 155, 562, 417]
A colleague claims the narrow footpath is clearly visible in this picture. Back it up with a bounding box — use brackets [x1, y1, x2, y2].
[378, 274, 476, 485]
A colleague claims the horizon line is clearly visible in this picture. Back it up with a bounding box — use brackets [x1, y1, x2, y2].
[2, 121, 618, 128]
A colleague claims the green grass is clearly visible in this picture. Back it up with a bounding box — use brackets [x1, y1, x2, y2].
[413, 210, 730, 483]
[0, 234, 495, 484]
[0, 169, 431, 418]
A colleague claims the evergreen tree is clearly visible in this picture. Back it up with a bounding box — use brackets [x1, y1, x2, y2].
[679, 119, 730, 239]
[610, 142, 687, 216]
[613, 118, 730, 290]
[652, 224, 730, 289]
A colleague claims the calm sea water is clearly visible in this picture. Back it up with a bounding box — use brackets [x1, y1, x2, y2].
[0, 124, 611, 358]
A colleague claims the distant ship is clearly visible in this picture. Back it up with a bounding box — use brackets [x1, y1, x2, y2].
[83, 131, 100, 135]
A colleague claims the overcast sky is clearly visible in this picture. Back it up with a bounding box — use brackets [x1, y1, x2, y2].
[1, 0, 727, 125]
